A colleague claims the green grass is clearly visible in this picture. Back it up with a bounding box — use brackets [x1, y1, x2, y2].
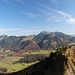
[0, 62, 9, 67]
[0, 60, 38, 73]
[7, 62, 38, 72]
[7, 63, 26, 72]
[1, 57, 23, 64]
[24, 50, 55, 55]
[0, 50, 56, 73]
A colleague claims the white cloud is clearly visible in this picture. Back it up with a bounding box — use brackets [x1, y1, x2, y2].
[38, 4, 75, 24]
[21, 30, 42, 35]
[51, 0, 72, 4]
[25, 13, 35, 18]
[50, 0, 59, 3]
[65, 0, 72, 4]
[67, 17, 75, 24]
[1, 0, 15, 6]
[16, 0, 25, 5]
[0, 28, 42, 36]
[47, 17, 63, 22]
[1, 0, 21, 8]
[23, 12, 40, 18]
[54, 10, 75, 24]
[54, 10, 69, 18]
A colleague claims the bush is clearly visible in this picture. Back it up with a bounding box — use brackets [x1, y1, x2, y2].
[0, 68, 7, 72]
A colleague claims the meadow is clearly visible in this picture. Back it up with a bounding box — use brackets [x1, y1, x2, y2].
[0, 50, 55, 73]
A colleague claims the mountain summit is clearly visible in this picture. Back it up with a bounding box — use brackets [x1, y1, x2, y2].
[39, 30, 50, 35]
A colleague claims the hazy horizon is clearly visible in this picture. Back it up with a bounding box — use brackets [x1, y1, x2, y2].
[0, 30, 74, 36]
[0, 0, 75, 36]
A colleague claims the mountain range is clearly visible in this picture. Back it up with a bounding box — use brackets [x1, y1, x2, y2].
[0, 31, 75, 54]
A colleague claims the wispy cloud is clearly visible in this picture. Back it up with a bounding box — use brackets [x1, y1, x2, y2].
[54, 10, 75, 24]
[47, 17, 63, 22]
[16, 0, 25, 5]
[67, 17, 75, 24]
[1, 0, 15, 6]
[65, 0, 72, 4]
[21, 30, 42, 35]
[1, 0, 21, 8]
[0, 28, 41, 34]
[0, 28, 42, 36]
[50, 0, 59, 3]
[51, 0, 72, 4]
[38, 4, 75, 24]
[24, 12, 35, 18]
[23, 12, 40, 18]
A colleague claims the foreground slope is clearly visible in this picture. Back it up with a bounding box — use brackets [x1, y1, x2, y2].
[1, 46, 75, 75]
[0, 52, 67, 75]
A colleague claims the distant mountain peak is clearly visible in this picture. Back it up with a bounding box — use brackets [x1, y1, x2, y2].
[40, 30, 50, 34]
[0, 35, 8, 41]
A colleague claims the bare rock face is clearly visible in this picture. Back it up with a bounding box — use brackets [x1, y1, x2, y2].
[65, 46, 75, 75]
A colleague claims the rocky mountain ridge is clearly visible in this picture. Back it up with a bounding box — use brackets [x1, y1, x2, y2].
[0, 31, 75, 53]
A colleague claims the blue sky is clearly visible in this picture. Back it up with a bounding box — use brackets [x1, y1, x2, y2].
[0, 0, 75, 36]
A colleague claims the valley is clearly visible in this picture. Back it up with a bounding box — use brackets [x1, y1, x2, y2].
[0, 49, 52, 73]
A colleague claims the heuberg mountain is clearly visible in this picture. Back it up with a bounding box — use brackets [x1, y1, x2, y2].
[0, 31, 75, 53]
